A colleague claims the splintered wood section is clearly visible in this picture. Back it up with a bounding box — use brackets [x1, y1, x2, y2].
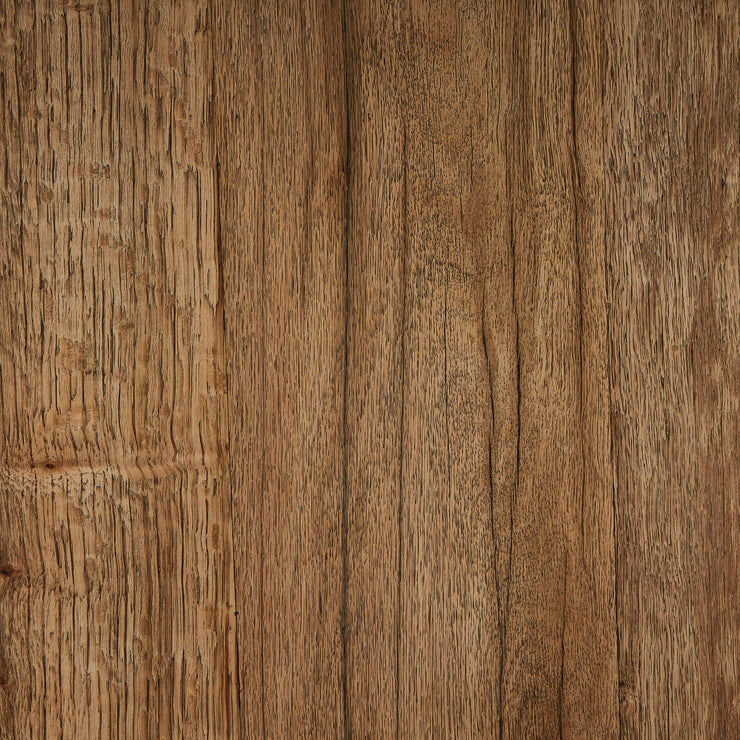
[0, 0, 237, 736]
[209, 1, 263, 736]
[2, 0, 740, 737]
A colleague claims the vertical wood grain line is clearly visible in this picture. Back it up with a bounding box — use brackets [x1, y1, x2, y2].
[341, 1, 352, 735]
[259, 20, 267, 735]
[599, 4, 622, 735]
[568, 0, 586, 559]
[396, 118, 408, 740]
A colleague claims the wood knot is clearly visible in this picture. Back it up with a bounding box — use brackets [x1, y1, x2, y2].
[0, 562, 25, 579]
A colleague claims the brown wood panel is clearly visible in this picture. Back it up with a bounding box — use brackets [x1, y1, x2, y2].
[0, 0, 237, 736]
[213, 0, 348, 735]
[501, 0, 618, 733]
[343, 1, 405, 736]
[604, 0, 740, 735]
[1, 0, 738, 737]
[399, 0, 499, 732]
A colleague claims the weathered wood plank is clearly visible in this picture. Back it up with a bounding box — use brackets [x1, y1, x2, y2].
[343, 1, 406, 735]
[605, 0, 740, 735]
[500, 0, 618, 734]
[213, 0, 348, 735]
[0, 0, 237, 735]
[398, 2, 499, 734]
[1, 1, 738, 736]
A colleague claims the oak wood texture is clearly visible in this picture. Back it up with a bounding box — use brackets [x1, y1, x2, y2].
[1, 0, 738, 737]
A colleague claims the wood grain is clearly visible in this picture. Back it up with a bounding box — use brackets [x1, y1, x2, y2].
[0, 0, 237, 736]
[343, 1, 405, 735]
[503, 0, 618, 734]
[2, 0, 739, 736]
[213, 1, 348, 735]
[605, 0, 740, 735]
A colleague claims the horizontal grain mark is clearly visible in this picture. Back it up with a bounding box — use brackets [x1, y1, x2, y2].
[0, 457, 222, 482]
[416, 254, 482, 287]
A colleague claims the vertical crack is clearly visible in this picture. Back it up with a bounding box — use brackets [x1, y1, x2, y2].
[482, 305, 505, 740]
[299, 1, 314, 309]
[559, 559, 568, 738]
[506, 200, 519, 740]
[568, 0, 587, 568]
[213, 148, 242, 735]
[340, 1, 352, 736]
[598, 4, 622, 734]
[396, 118, 408, 740]
[259, 9, 267, 735]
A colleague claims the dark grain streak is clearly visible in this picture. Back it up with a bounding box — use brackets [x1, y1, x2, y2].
[340, 1, 352, 735]
[396, 118, 408, 740]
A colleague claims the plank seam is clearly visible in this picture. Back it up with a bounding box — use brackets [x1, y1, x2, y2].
[341, 1, 352, 735]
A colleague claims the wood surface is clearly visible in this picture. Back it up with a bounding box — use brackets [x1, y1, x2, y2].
[0, 0, 738, 737]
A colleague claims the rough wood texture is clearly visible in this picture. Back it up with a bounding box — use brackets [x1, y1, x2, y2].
[1, 0, 738, 737]
[0, 0, 237, 736]
[605, 1, 740, 735]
